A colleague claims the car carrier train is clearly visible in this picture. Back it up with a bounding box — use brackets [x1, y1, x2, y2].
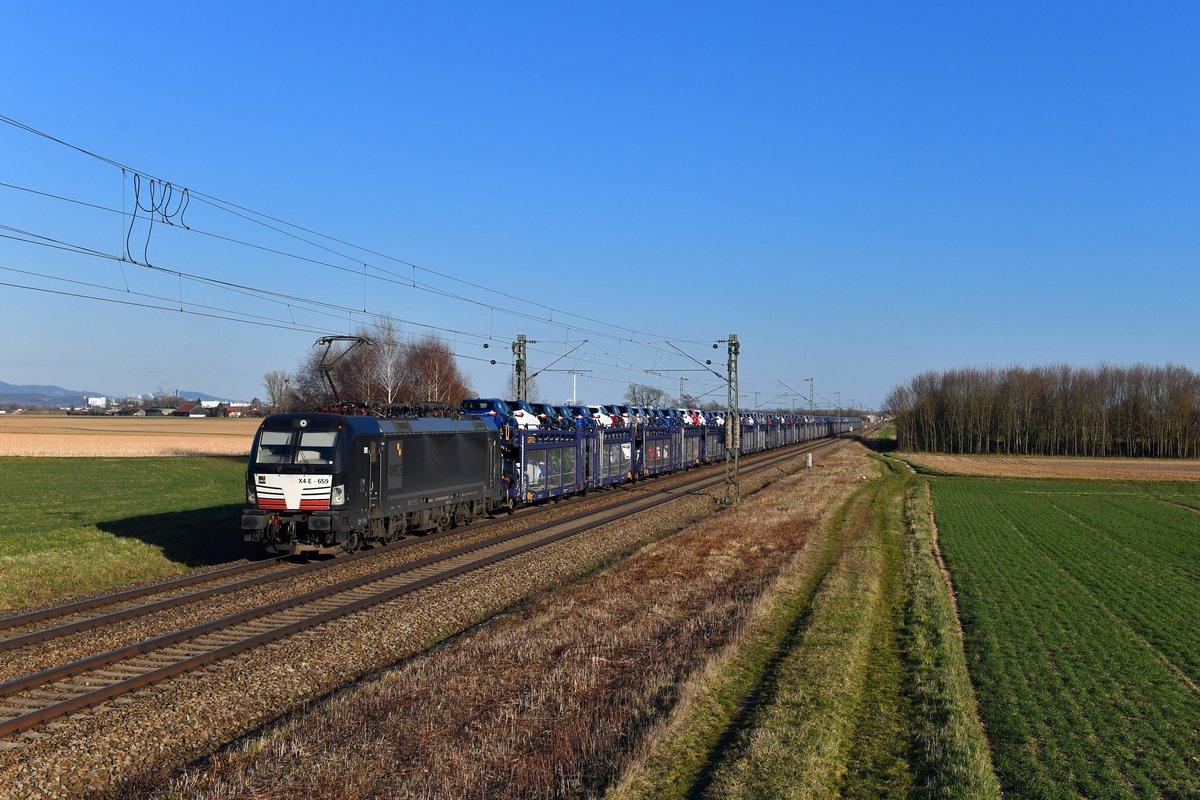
[242, 404, 861, 556]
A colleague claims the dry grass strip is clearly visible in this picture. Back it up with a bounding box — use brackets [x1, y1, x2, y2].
[695, 469, 892, 798]
[134, 445, 866, 799]
[607, 460, 883, 799]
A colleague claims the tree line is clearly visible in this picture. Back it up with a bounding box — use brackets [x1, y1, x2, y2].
[265, 320, 473, 411]
[886, 364, 1200, 458]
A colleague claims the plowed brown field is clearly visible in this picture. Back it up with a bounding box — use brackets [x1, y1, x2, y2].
[0, 415, 259, 457]
[901, 453, 1200, 481]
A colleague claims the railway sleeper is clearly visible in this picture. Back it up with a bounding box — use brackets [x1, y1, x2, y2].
[25, 689, 75, 701]
[137, 654, 187, 663]
[3, 697, 46, 709]
[92, 666, 147, 676]
[119, 660, 165, 671]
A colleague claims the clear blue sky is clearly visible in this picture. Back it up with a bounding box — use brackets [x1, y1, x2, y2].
[2, 2, 1196, 410]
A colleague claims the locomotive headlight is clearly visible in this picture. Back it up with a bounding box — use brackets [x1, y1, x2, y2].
[247, 484, 257, 504]
[331, 484, 345, 506]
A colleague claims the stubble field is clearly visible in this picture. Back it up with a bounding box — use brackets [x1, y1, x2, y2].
[0, 415, 260, 457]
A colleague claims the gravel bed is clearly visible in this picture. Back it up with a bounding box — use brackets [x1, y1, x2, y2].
[0, 442, 843, 800]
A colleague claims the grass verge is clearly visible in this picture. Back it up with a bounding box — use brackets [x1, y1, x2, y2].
[613, 456, 1002, 799]
[903, 480, 1001, 798]
[694, 457, 912, 798]
[608, 459, 885, 799]
[0, 456, 252, 610]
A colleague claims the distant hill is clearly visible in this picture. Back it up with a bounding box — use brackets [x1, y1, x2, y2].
[0, 382, 234, 406]
[173, 390, 228, 403]
[0, 381, 102, 406]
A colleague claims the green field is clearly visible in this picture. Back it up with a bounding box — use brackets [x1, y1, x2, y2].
[932, 477, 1200, 798]
[0, 457, 253, 610]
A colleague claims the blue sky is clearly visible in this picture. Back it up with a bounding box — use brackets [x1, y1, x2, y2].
[2, 2, 1196, 410]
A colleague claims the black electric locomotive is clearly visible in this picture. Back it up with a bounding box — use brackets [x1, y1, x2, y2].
[242, 411, 503, 555]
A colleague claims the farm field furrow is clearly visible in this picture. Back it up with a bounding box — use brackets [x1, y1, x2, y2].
[1051, 490, 1200, 574]
[933, 478, 1200, 798]
[1039, 498, 1200, 681]
[981, 485, 1200, 683]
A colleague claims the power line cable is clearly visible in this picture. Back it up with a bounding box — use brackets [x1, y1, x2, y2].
[0, 115, 716, 348]
[0, 119, 749, 393]
[0, 178, 694, 358]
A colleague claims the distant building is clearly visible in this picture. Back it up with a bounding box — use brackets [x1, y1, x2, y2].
[227, 402, 252, 417]
[172, 401, 209, 418]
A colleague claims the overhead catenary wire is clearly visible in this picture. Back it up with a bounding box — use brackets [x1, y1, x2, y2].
[0, 270, 507, 367]
[0, 222, 530, 350]
[0, 116, 766, 401]
[0, 236, 728, 401]
[0, 178, 693, 363]
[0, 115, 716, 349]
[2, 208, 717, 393]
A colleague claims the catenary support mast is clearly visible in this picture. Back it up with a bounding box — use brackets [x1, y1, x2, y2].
[512, 334, 528, 401]
[724, 333, 740, 505]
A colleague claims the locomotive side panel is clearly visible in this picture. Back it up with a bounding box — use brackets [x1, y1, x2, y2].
[378, 429, 493, 512]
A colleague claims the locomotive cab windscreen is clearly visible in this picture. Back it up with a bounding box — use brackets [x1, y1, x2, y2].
[254, 428, 340, 468]
[246, 415, 347, 513]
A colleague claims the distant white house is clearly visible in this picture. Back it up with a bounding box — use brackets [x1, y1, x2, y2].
[85, 396, 108, 409]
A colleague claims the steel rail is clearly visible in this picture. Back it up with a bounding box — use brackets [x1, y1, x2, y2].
[0, 535, 451, 654]
[0, 556, 291, 633]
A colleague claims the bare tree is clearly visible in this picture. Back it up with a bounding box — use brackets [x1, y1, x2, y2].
[287, 331, 475, 408]
[506, 372, 541, 403]
[889, 363, 1200, 458]
[408, 335, 473, 404]
[371, 318, 408, 404]
[291, 348, 335, 407]
[625, 383, 668, 406]
[263, 370, 293, 411]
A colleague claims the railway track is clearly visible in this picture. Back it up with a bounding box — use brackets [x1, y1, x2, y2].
[0, 436, 842, 741]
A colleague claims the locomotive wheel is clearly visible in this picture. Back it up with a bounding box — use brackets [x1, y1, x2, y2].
[342, 531, 362, 554]
[453, 503, 470, 528]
